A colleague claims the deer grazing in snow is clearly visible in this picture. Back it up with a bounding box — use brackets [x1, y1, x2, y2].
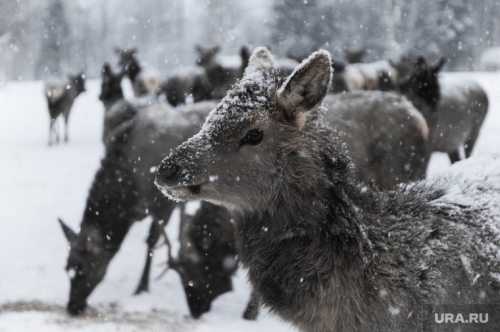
[57, 99, 221, 316]
[115, 47, 162, 97]
[59, 70, 253, 319]
[155, 47, 500, 332]
[44, 73, 86, 145]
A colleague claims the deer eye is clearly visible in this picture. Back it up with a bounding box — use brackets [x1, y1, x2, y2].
[242, 129, 263, 146]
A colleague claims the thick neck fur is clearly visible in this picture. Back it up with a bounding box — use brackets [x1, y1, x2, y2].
[235, 116, 385, 331]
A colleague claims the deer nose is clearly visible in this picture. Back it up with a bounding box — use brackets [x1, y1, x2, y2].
[155, 162, 179, 186]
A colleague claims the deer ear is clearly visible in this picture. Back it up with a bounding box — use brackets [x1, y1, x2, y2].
[277, 50, 331, 128]
[433, 57, 446, 73]
[58, 218, 77, 243]
[195, 44, 204, 54]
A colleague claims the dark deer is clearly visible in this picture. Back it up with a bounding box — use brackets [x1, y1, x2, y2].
[114, 47, 161, 97]
[156, 47, 500, 332]
[64, 71, 242, 318]
[44, 73, 86, 145]
[160, 66, 211, 106]
[397, 56, 445, 147]
[60, 85, 218, 314]
[165, 202, 238, 318]
[99, 63, 124, 111]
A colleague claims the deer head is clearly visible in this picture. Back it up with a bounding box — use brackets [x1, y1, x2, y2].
[155, 47, 332, 211]
[59, 218, 111, 315]
[398, 56, 445, 109]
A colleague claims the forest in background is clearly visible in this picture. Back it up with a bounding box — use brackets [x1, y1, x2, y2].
[0, 0, 499, 81]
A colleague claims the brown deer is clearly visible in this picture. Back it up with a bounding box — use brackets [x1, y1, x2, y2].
[155, 47, 500, 332]
[44, 73, 86, 145]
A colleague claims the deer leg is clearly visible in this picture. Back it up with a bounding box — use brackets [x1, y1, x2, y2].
[464, 123, 482, 159]
[243, 289, 260, 320]
[134, 218, 163, 294]
[48, 120, 54, 146]
[64, 114, 69, 142]
[55, 118, 60, 143]
[448, 150, 461, 164]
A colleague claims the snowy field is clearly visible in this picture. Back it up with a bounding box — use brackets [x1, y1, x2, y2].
[0, 72, 499, 331]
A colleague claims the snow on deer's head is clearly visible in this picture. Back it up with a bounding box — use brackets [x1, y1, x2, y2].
[155, 47, 332, 212]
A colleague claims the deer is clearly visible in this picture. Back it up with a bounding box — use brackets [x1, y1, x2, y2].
[114, 47, 162, 97]
[60, 74, 219, 314]
[395, 56, 488, 164]
[329, 60, 398, 93]
[61, 70, 251, 318]
[155, 47, 500, 332]
[322, 91, 429, 189]
[433, 75, 489, 163]
[43, 73, 86, 145]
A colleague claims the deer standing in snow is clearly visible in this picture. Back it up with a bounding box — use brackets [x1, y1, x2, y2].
[156, 47, 500, 332]
[44, 73, 85, 145]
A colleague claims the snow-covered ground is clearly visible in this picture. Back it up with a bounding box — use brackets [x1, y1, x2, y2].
[0, 72, 499, 331]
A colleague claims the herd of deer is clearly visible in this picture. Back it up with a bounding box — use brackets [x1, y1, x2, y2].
[44, 44, 499, 331]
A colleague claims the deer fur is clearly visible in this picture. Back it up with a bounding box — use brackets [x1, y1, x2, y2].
[155, 47, 500, 332]
[432, 76, 489, 163]
[322, 91, 428, 188]
[44, 73, 86, 145]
